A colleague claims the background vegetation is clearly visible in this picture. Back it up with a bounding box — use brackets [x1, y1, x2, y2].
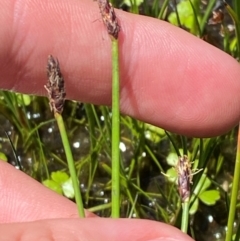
[0, 0, 239, 240]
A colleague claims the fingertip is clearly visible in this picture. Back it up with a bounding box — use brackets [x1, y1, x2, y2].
[0, 161, 94, 222]
[0, 218, 194, 241]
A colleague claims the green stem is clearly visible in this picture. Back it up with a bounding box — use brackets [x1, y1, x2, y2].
[226, 123, 240, 241]
[111, 38, 120, 218]
[200, 0, 215, 35]
[88, 203, 112, 213]
[55, 113, 85, 218]
[85, 103, 96, 205]
[225, 3, 240, 60]
[158, 0, 169, 19]
[181, 201, 190, 233]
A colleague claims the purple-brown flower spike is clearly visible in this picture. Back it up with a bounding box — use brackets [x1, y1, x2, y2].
[45, 55, 66, 114]
[97, 0, 120, 39]
[177, 155, 192, 202]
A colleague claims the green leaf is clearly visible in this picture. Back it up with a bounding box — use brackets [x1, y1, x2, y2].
[0, 152, 8, 162]
[200, 176, 211, 192]
[17, 94, 32, 106]
[199, 190, 220, 205]
[165, 167, 177, 183]
[166, 149, 187, 166]
[189, 197, 199, 215]
[168, 0, 200, 31]
[42, 179, 62, 195]
[193, 173, 211, 196]
[166, 152, 178, 166]
[62, 178, 75, 199]
[230, 37, 237, 53]
[51, 171, 69, 184]
[144, 124, 165, 143]
[123, 0, 143, 7]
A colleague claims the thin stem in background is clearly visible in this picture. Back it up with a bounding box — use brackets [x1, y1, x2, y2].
[200, 0, 216, 35]
[225, 2, 240, 59]
[224, 4, 240, 240]
[225, 123, 240, 241]
[84, 103, 97, 206]
[5, 131, 23, 171]
[158, 0, 170, 20]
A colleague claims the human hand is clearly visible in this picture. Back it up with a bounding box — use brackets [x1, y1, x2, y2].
[1, 0, 240, 137]
[0, 161, 193, 241]
[1, 0, 240, 240]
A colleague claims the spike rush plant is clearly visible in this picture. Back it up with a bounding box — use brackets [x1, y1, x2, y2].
[177, 155, 192, 233]
[96, 0, 121, 218]
[45, 55, 85, 218]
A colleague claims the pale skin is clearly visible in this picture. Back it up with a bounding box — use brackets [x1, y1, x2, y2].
[1, 0, 240, 240]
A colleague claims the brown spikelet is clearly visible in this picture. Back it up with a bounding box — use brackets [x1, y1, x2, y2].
[97, 0, 120, 39]
[45, 55, 66, 114]
[177, 155, 192, 202]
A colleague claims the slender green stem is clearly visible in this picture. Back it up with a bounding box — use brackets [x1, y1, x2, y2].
[225, 3, 240, 60]
[111, 38, 120, 218]
[84, 103, 96, 206]
[234, 0, 240, 51]
[225, 7, 240, 239]
[158, 0, 169, 19]
[200, 0, 215, 35]
[88, 203, 112, 213]
[226, 124, 240, 241]
[181, 201, 190, 233]
[55, 113, 85, 218]
[188, 0, 201, 36]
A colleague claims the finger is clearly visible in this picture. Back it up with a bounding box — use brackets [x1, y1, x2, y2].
[0, 218, 194, 241]
[0, 161, 94, 222]
[1, 0, 240, 137]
